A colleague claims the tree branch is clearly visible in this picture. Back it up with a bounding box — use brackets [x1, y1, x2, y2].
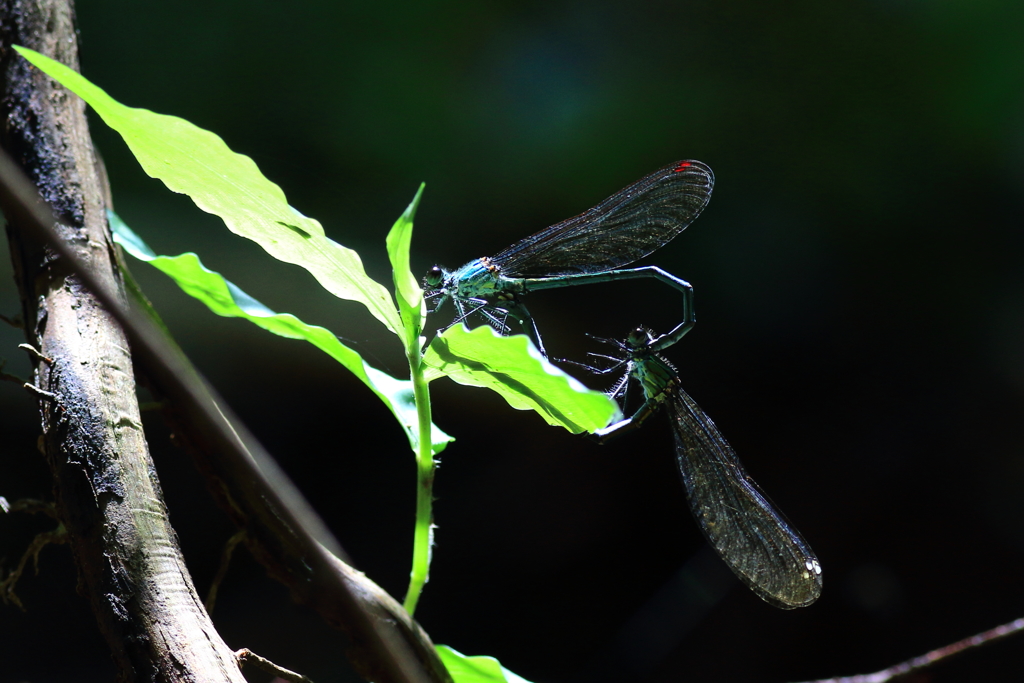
[0, 5, 441, 683]
[0, 2, 246, 679]
[797, 616, 1024, 683]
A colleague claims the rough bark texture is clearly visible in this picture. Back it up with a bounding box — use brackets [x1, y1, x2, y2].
[0, 2, 245, 681]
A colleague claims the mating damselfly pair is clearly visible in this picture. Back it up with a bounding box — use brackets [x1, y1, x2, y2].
[424, 160, 822, 609]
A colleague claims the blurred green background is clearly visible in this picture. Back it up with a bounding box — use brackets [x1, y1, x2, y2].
[2, 1, 1024, 681]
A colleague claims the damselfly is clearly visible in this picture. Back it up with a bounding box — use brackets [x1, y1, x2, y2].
[424, 161, 714, 355]
[587, 327, 822, 609]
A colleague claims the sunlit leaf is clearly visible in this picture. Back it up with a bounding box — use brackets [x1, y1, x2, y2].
[436, 646, 533, 683]
[422, 325, 620, 434]
[110, 211, 451, 455]
[14, 45, 401, 335]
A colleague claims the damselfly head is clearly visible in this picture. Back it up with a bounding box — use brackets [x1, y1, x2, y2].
[626, 326, 653, 349]
[424, 265, 445, 288]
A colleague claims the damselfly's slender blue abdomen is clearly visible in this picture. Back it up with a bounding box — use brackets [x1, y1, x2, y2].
[424, 160, 714, 355]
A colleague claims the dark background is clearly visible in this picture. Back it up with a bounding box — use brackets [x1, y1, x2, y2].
[2, 1, 1024, 681]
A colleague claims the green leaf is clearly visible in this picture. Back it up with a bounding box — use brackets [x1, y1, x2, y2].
[109, 210, 452, 455]
[386, 184, 426, 345]
[435, 646, 533, 683]
[14, 45, 402, 336]
[422, 325, 621, 434]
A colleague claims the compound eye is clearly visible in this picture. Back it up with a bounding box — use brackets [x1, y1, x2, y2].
[425, 266, 444, 287]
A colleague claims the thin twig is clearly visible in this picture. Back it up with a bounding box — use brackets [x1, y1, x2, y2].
[0, 370, 25, 384]
[5, 498, 59, 519]
[235, 648, 314, 683]
[205, 530, 245, 614]
[0, 358, 26, 384]
[22, 383, 59, 401]
[0, 499, 64, 608]
[18, 343, 52, 364]
[0, 523, 67, 609]
[797, 616, 1024, 683]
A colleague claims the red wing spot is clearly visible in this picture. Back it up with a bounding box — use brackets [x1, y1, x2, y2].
[673, 161, 692, 173]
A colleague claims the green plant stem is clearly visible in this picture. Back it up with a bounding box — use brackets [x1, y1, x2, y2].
[403, 336, 434, 616]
